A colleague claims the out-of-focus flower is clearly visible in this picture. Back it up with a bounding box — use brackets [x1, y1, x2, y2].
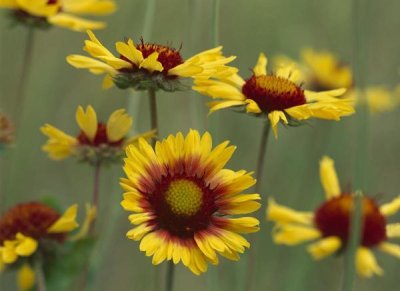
[193, 53, 355, 138]
[41, 105, 156, 165]
[0, 113, 14, 148]
[67, 30, 237, 91]
[0, 202, 94, 288]
[120, 129, 260, 275]
[267, 156, 400, 278]
[0, 0, 116, 31]
[350, 86, 399, 114]
[300, 48, 353, 91]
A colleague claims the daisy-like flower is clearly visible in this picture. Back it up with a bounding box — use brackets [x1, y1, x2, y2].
[67, 30, 237, 91]
[0, 112, 14, 149]
[301, 48, 353, 91]
[193, 53, 355, 138]
[0, 0, 116, 31]
[120, 129, 260, 275]
[267, 156, 400, 278]
[0, 202, 95, 290]
[41, 105, 155, 165]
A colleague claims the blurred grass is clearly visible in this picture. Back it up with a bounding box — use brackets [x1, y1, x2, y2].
[1, 0, 400, 290]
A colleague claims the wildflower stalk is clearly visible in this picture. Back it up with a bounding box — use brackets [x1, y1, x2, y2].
[165, 261, 175, 291]
[89, 162, 101, 234]
[245, 120, 271, 291]
[148, 88, 158, 146]
[34, 254, 47, 291]
[342, 191, 363, 291]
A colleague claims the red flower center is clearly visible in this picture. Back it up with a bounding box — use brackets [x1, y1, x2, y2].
[77, 123, 124, 147]
[0, 202, 65, 244]
[148, 176, 217, 238]
[242, 75, 306, 113]
[314, 194, 387, 247]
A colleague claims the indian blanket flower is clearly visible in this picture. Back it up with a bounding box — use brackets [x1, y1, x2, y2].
[120, 129, 260, 275]
[0, 202, 95, 290]
[41, 105, 155, 165]
[193, 53, 355, 138]
[300, 48, 353, 91]
[267, 156, 400, 278]
[0, 112, 14, 148]
[67, 30, 237, 91]
[0, 0, 116, 31]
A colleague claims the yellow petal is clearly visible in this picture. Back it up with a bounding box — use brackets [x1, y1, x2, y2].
[17, 264, 35, 291]
[319, 156, 341, 199]
[307, 236, 341, 260]
[48, 13, 106, 32]
[0, 241, 18, 264]
[208, 100, 246, 114]
[267, 111, 288, 139]
[102, 74, 114, 89]
[386, 224, 400, 238]
[106, 109, 133, 142]
[115, 39, 144, 66]
[272, 224, 321, 245]
[75, 105, 98, 141]
[139, 52, 163, 72]
[47, 204, 79, 233]
[63, 0, 116, 15]
[253, 53, 267, 76]
[15, 234, 38, 256]
[380, 196, 400, 216]
[66, 55, 117, 74]
[16, 0, 59, 17]
[378, 242, 400, 259]
[245, 100, 262, 113]
[40, 124, 77, 160]
[356, 247, 383, 277]
[267, 198, 314, 225]
[168, 62, 203, 77]
[70, 204, 97, 241]
[0, 0, 17, 8]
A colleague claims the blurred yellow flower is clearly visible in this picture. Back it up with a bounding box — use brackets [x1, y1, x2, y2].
[17, 263, 35, 291]
[267, 156, 400, 278]
[350, 86, 399, 114]
[67, 30, 236, 91]
[0, 0, 116, 31]
[193, 53, 355, 138]
[41, 105, 155, 164]
[121, 129, 260, 275]
[301, 48, 353, 90]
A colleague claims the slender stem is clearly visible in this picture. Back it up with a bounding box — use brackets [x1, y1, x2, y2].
[342, 192, 363, 291]
[165, 261, 175, 291]
[211, 0, 220, 47]
[34, 255, 47, 291]
[244, 120, 271, 291]
[14, 28, 35, 121]
[89, 162, 101, 235]
[148, 88, 158, 147]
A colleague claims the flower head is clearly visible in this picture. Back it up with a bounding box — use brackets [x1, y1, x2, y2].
[67, 30, 236, 91]
[0, 0, 116, 31]
[41, 105, 155, 165]
[301, 48, 353, 91]
[120, 129, 260, 275]
[0, 112, 14, 148]
[193, 53, 355, 138]
[267, 156, 400, 278]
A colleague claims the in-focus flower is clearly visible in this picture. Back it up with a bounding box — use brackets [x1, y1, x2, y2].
[300, 48, 353, 91]
[120, 129, 260, 275]
[0, 202, 93, 288]
[0, 0, 116, 31]
[41, 105, 155, 165]
[67, 30, 237, 91]
[193, 53, 355, 138]
[267, 156, 400, 278]
[0, 112, 14, 148]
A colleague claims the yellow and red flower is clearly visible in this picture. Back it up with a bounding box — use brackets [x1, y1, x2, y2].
[41, 105, 155, 164]
[120, 130, 260, 275]
[267, 156, 400, 278]
[67, 30, 237, 91]
[193, 53, 355, 138]
[0, 0, 115, 31]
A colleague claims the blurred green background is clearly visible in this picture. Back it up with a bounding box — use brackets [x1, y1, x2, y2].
[1, 0, 399, 290]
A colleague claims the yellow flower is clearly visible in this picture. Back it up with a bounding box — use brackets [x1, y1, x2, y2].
[67, 30, 236, 91]
[17, 264, 35, 291]
[350, 86, 398, 114]
[121, 129, 260, 275]
[41, 105, 155, 164]
[267, 156, 400, 278]
[193, 53, 355, 138]
[301, 48, 353, 90]
[0, 0, 116, 31]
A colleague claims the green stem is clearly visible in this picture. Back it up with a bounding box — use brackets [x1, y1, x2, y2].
[165, 261, 175, 291]
[342, 192, 363, 291]
[89, 162, 101, 235]
[34, 255, 47, 291]
[148, 88, 158, 147]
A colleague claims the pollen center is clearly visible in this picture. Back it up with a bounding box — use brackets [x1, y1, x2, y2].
[165, 179, 203, 216]
[242, 75, 306, 113]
